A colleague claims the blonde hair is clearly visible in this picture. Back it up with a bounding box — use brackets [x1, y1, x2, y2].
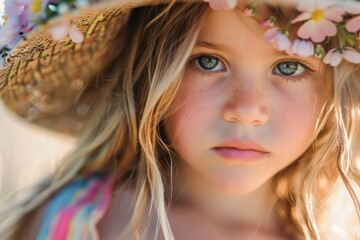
[273, 62, 360, 239]
[268, 5, 360, 239]
[1, 2, 360, 240]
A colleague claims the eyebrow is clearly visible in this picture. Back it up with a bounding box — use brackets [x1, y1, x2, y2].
[194, 41, 235, 53]
[194, 41, 310, 59]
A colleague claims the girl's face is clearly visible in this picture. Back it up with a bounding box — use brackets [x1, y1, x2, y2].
[165, 8, 327, 194]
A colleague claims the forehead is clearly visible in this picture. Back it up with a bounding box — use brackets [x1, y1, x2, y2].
[196, 9, 281, 57]
[198, 2, 296, 44]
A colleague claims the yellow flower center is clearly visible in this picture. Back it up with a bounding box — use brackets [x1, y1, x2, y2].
[31, 0, 42, 13]
[312, 10, 325, 22]
[1, 15, 8, 26]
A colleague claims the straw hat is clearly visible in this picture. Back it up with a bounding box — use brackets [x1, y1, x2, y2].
[0, 0, 168, 135]
[0, 0, 359, 134]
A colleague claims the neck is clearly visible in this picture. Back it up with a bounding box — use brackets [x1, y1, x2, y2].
[170, 171, 282, 236]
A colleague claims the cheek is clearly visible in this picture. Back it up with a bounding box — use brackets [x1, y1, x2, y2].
[274, 86, 325, 156]
[278, 78, 325, 124]
[164, 82, 223, 162]
[283, 97, 317, 127]
[166, 81, 219, 132]
[166, 89, 209, 143]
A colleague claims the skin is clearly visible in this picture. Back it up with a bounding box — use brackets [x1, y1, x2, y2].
[164, 8, 327, 239]
[166, 9, 326, 195]
[97, 7, 328, 240]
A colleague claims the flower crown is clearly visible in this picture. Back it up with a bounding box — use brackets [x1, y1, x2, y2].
[205, 0, 360, 66]
[1, 0, 359, 67]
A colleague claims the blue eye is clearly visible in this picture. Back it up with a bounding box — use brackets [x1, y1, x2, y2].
[194, 55, 226, 72]
[273, 61, 306, 76]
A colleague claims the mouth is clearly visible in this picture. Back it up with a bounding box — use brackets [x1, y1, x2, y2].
[212, 139, 269, 162]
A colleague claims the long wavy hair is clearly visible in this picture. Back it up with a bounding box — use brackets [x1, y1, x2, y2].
[1, 1, 360, 239]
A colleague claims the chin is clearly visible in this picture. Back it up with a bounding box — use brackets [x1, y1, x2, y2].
[213, 181, 265, 195]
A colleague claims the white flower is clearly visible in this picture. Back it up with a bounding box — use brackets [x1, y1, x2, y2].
[264, 27, 291, 51]
[323, 47, 360, 66]
[288, 39, 315, 57]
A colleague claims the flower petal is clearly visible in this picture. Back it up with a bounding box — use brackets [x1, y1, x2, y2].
[316, 0, 336, 10]
[346, 15, 360, 32]
[225, 0, 237, 9]
[19, 6, 31, 26]
[6, 2, 25, 16]
[292, 39, 301, 52]
[274, 34, 291, 51]
[323, 6, 344, 22]
[14, 0, 33, 5]
[285, 43, 293, 55]
[264, 27, 279, 42]
[291, 12, 311, 23]
[291, 39, 314, 57]
[323, 48, 337, 64]
[319, 20, 337, 37]
[327, 50, 343, 66]
[50, 22, 71, 41]
[297, 20, 317, 40]
[296, 1, 316, 12]
[207, 0, 224, 10]
[343, 1, 360, 14]
[298, 40, 314, 57]
[308, 20, 336, 42]
[69, 26, 84, 43]
[342, 47, 360, 64]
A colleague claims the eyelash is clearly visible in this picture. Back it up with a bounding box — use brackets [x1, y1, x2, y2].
[189, 54, 227, 77]
[188, 54, 315, 82]
[272, 59, 315, 83]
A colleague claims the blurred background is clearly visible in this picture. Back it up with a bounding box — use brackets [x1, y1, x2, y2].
[0, 101, 75, 200]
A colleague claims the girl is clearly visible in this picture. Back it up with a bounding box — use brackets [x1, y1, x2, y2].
[1, 0, 360, 239]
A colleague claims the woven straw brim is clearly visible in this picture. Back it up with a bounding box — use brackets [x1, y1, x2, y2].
[0, 0, 168, 134]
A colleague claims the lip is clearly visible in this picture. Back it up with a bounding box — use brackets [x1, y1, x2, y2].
[212, 139, 269, 162]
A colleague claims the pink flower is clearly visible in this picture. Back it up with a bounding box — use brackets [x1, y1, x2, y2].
[203, 0, 237, 10]
[323, 47, 360, 66]
[288, 39, 315, 57]
[0, 0, 48, 64]
[264, 27, 291, 51]
[261, 16, 276, 28]
[291, 0, 345, 42]
[0, 0, 38, 64]
[343, 1, 360, 32]
[49, 20, 84, 43]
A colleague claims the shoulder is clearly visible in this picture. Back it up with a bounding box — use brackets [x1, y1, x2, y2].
[96, 184, 138, 240]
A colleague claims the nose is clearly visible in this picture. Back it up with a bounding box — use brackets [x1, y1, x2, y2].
[221, 79, 269, 126]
